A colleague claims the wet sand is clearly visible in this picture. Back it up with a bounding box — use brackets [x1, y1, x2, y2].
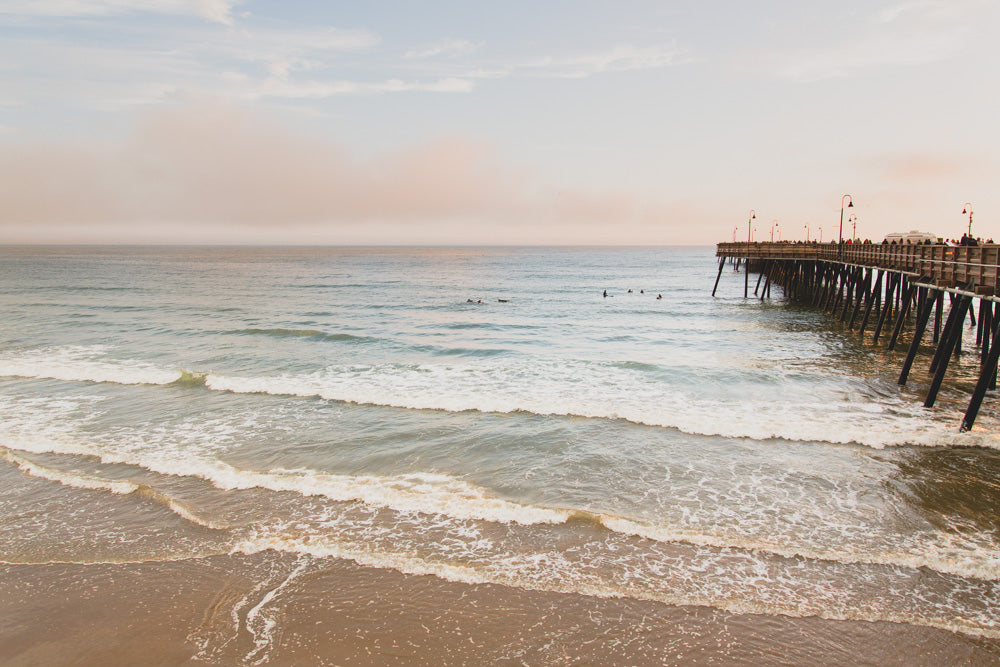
[3, 551, 999, 665]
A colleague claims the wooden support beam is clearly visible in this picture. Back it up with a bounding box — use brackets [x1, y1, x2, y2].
[925, 295, 971, 408]
[826, 266, 843, 313]
[813, 263, 827, 307]
[953, 294, 964, 358]
[712, 257, 725, 297]
[933, 291, 943, 343]
[884, 272, 894, 326]
[859, 270, 884, 335]
[744, 255, 749, 298]
[839, 268, 856, 322]
[887, 281, 916, 351]
[760, 271, 770, 301]
[899, 287, 933, 386]
[977, 297, 986, 346]
[982, 300, 993, 377]
[961, 320, 1000, 432]
[990, 304, 1000, 390]
[873, 273, 900, 344]
[819, 265, 836, 311]
[848, 268, 871, 330]
[930, 296, 964, 375]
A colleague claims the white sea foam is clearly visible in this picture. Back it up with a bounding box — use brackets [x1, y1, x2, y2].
[0, 445, 227, 531]
[5, 429, 999, 585]
[199, 463, 572, 526]
[1, 344, 994, 449]
[0, 426, 568, 528]
[205, 360, 993, 450]
[1, 369, 998, 589]
[0, 345, 181, 386]
[599, 515, 1000, 582]
[243, 556, 311, 666]
[230, 528, 1000, 640]
[1, 445, 138, 495]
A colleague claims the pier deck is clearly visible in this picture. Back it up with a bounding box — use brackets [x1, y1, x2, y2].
[714, 242, 1000, 431]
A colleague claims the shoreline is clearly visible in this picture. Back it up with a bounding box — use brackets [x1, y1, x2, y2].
[4, 551, 999, 665]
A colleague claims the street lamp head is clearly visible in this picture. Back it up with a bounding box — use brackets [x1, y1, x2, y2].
[962, 203, 974, 236]
[847, 200, 854, 208]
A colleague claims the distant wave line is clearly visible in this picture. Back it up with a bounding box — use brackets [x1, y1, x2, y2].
[228, 328, 379, 344]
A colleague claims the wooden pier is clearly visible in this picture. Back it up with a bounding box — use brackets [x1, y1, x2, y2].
[714, 242, 1000, 431]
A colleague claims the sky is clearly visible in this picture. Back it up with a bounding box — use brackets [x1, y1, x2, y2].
[0, 0, 998, 245]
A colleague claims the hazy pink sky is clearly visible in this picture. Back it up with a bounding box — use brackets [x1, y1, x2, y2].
[1, 1, 998, 244]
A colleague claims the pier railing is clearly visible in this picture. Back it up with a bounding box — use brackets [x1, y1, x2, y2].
[716, 242, 1000, 293]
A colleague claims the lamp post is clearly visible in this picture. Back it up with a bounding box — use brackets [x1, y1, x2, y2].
[804, 223, 810, 242]
[837, 194, 853, 258]
[838, 194, 853, 244]
[819, 225, 823, 243]
[771, 219, 778, 242]
[733, 226, 738, 242]
[743, 210, 756, 298]
[848, 213, 857, 240]
[963, 202, 973, 237]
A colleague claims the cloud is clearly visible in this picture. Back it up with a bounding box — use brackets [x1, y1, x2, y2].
[0, 20, 389, 112]
[0, 0, 240, 25]
[242, 26, 380, 55]
[522, 44, 683, 79]
[428, 43, 683, 82]
[405, 39, 481, 60]
[0, 103, 679, 244]
[752, 0, 983, 82]
[252, 77, 475, 99]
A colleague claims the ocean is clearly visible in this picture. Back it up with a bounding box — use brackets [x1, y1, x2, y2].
[1, 245, 999, 665]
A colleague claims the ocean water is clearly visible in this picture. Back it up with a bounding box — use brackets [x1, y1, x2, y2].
[1, 245, 999, 664]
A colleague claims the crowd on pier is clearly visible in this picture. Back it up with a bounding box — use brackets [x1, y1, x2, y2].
[762, 234, 994, 246]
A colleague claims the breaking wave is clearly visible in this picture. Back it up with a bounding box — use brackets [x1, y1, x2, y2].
[0, 445, 228, 531]
[0, 345, 994, 450]
[2, 440, 997, 583]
